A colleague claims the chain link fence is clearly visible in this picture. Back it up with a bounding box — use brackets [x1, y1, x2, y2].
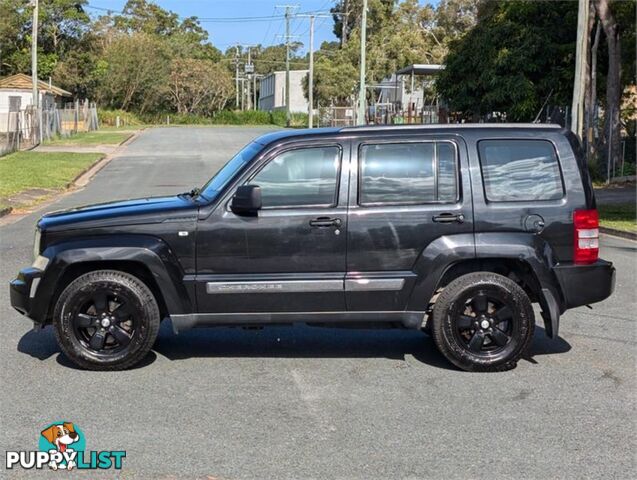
[0, 101, 99, 156]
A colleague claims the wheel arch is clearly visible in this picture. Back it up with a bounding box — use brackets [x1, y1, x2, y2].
[32, 235, 194, 324]
[408, 232, 564, 338]
[49, 261, 170, 321]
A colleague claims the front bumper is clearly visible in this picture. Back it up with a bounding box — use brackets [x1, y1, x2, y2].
[553, 259, 616, 309]
[9, 267, 43, 321]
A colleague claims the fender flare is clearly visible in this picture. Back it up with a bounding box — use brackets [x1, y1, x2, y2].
[407, 232, 563, 338]
[474, 232, 564, 338]
[406, 233, 476, 312]
[32, 234, 193, 323]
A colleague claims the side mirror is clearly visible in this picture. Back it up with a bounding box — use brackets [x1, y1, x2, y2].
[231, 185, 262, 215]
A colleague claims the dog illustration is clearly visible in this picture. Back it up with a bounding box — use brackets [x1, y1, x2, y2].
[41, 422, 79, 470]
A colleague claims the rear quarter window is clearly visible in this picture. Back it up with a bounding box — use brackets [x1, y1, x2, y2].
[478, 139, 564, 202]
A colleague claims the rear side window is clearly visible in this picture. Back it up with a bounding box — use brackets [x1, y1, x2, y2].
[359, 142, 458, 205]
[478, 139, 564, 202]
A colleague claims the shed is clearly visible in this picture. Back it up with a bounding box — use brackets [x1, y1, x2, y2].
[0, 73, 72, 113]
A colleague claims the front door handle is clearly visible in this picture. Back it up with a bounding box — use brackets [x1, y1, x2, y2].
[432, 213, 465, 224]
[309, 217, 342, 228]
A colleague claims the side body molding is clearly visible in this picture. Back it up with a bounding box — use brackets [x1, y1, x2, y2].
[32, 234, 193, 323]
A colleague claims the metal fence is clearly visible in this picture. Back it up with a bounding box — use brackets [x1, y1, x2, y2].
[0, 101, 99, 156]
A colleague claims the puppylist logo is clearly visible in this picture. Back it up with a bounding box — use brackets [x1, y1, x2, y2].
[5, 421, 126, 471]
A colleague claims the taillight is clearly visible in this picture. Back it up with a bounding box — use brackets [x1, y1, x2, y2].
[574, 209, 599, 264]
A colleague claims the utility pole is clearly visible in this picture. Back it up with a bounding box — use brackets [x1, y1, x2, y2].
[247, 47, 252, 110]
[234, 45, 240, 109]
[357, 0, 368, 125]
[308, 15, 314, 128]
[285, 7, 291, 126]
[571, 0, 590, 139]
[296, 12, 344, 128]
[276, 5, 299, 126]
[31, 0, 38, 109]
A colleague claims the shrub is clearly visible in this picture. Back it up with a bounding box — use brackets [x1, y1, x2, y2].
[98, 109, 144, 127]
[131, 109, 310, 127]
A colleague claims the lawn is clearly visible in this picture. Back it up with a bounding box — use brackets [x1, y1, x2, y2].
[0, 151, 104, 207]
[598, 203, 637, 233]
[45, 131, 132, 146]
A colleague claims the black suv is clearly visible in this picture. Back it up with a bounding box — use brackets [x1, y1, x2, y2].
[10, 125, 615, 371]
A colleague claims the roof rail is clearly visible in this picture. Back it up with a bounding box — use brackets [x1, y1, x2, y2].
[340, 123, 562, 133]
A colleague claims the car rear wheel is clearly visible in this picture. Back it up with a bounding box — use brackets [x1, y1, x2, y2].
[53, 270, 160, 370]
[431, 272, 535, 372]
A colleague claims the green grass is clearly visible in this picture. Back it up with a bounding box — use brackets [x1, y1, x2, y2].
[598, 203, 637, 233]
[0, 151, 104, 201]
[45, 131, 131, 146]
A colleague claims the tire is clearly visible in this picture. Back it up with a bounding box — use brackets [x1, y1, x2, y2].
[53, 270, 160, 370]
[431, 272, 535, 372]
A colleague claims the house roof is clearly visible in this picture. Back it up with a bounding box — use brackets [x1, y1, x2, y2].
[0, 73, 72, 97]
[396, 64, 445, 76]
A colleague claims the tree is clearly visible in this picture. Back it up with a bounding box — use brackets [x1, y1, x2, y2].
[0, 0, 91, 77]
[437, 1, 579, 120]
[331, 0, 395, 45]
[97, 33, 170, 113]
[168, 58, 233, 114]
[306, 46, 357, 106]
[593, 0, 633, 173]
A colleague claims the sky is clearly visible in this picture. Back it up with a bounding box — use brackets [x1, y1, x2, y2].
[86, 0, 436, 55]
[87, 0, 346, 55]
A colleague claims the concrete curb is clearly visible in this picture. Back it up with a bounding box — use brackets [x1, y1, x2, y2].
[600, 226, 637, 241]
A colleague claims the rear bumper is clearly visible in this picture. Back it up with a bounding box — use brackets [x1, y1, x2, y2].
[553, 259, 615, 309]
[9, 267, 43, 322]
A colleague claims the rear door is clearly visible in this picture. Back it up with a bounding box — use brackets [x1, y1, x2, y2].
[345, 134, 474, 311]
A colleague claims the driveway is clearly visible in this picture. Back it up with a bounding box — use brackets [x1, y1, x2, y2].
[0, 127, 635, 479]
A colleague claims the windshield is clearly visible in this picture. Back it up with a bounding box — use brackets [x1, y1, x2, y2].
[199, 142, 264, 201]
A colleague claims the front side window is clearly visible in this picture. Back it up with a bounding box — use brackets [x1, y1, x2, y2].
[200, 141, 263, 201]
[478, 139, 564, 202]
[359, 142, 458, 205]
[248, 146, 341, 208]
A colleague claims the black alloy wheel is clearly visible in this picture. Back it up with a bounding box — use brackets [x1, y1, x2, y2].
[53, 270, 160, 370]
[431, 272, 535, 372]
[451, 290, 514, 355]
[71, 289, 136, 354]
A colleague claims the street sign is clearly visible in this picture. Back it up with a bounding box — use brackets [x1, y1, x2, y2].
[244, 64, 254, 74]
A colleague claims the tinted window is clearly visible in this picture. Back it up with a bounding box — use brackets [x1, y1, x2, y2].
[478, 140, 563, 201]
[249, 146, 341, 208]
[359, 142, 458, 205]
[200, 142, 263, 200]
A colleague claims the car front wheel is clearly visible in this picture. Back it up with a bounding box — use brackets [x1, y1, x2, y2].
[53, 270, 160, 370]
[431, 272, 535, 372]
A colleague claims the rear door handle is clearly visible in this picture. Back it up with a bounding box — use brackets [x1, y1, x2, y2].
[432, 213, 465, 224]
[309, 217, 342, 228]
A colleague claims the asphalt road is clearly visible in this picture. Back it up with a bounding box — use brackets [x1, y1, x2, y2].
[0, 127, 635, 479]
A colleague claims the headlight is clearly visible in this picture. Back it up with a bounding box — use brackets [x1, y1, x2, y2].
[33, 228, 41, 261]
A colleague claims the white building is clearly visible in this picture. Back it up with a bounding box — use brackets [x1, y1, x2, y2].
[0, 73, 71, 113]
[259, 70, 309, 113]
[0, 73, 72, 135]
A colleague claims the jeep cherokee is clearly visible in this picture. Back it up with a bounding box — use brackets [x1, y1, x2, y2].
[10, 124, 616, 371]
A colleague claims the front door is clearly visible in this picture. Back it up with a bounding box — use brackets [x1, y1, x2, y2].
[195, 141, 349, 313]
